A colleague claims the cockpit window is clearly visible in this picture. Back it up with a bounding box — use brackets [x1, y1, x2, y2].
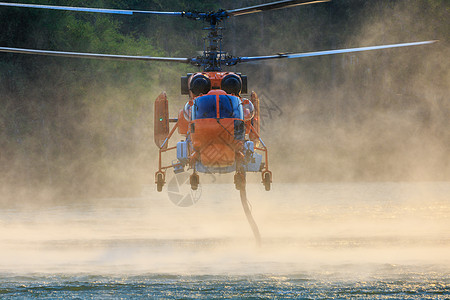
[219, 95, 243, 119]
[193, 95, 216, 120]
[192, 94, 243, 120]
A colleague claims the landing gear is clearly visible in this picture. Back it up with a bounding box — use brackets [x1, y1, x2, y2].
[156, 172, 165, 192]
[262, 171, 272, 191]
[190, 173, 199, 190]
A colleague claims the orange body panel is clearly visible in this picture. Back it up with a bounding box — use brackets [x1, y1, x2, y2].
[191, 118, 242, 167]
[154, 92, 169, 148]
[177, 109, 189, 135]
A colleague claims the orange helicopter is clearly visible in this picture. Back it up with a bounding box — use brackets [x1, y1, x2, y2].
[154, 71, 271, 192]
[0, 0, 437, 194]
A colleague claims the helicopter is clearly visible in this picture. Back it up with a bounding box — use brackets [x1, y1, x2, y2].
[0, 0, 437, 194]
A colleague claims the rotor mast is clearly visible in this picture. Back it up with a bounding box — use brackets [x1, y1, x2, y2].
[203, 14, 224, 71]
[184, 11, 232, 72]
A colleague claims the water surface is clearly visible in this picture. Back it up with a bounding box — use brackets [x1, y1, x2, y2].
[1, 182, 449, 298]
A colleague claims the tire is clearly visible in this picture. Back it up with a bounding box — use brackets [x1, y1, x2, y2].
[263, 172, 271, 191]
[190, 174, 199, 191]
[157, 173, 164, 192]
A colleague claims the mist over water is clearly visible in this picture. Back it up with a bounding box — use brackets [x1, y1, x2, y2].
[1, 182, 449, 297]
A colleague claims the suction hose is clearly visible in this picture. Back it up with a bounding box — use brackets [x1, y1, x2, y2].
[240, 185, 261, 246]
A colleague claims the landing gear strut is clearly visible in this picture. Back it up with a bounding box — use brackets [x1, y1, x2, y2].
[155, 172, 165, 192]
[262, 171, 272, 191]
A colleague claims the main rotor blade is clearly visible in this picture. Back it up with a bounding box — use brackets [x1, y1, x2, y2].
[0, 2, 183, 16]
[227, 0, 330, 17]
[0, 47, 190, 63]
[239, 40, 438, 62]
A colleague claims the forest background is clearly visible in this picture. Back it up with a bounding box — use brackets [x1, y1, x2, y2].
[0, 0, 448, 201]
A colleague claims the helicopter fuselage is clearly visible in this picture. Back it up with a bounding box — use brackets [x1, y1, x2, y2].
[186, 89, 245, 169]
[154, 72, 272, 191]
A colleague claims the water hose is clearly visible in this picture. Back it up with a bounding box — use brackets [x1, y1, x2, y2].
[240, 185, 261, 246]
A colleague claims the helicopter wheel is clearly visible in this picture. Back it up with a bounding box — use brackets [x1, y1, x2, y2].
[190, 173, 199, 190]
[263, 172, 271, 191]
[234, 172, 246, 191]
[156, 173, 165, 192]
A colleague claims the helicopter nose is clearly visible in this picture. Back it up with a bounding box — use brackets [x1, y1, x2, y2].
[191, 118, 243, 167]
[200, 143, 235, 167]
